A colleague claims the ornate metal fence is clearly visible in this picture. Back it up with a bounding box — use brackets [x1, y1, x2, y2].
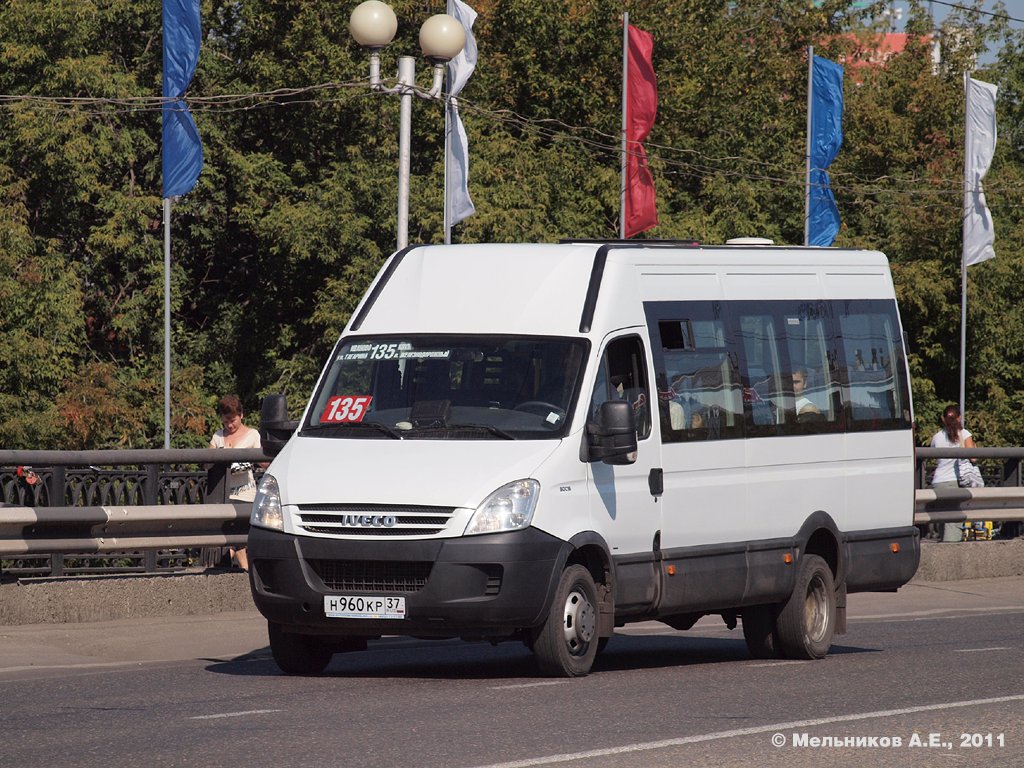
[0, 448, 266, 578]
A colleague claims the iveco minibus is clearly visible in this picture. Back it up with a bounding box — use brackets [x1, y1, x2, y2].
[248, 240, 919, 676]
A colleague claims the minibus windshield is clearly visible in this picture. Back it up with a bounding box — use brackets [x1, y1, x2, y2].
[302, 336, 588, 440]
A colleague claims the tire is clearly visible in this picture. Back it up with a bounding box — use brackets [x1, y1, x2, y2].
[774, 554, 836, 660]
[268, 621, 333, 675]
[742, 604, 780, 659]
[532, 565, 600, 677]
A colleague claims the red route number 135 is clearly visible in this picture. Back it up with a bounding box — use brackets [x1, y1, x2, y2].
[320, 395, 373, 423]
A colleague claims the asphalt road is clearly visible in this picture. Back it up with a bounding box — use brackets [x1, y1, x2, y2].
[1, 577, 1022, 768]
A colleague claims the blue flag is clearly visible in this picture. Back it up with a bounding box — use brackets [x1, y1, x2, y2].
[162, 0, 203, 199]
[808, 56, 843, 247]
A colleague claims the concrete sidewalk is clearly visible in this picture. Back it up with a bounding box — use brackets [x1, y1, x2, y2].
[1, 576, 1021, 678]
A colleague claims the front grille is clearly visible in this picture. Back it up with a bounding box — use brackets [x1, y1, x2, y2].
[310, 559, 432, 593]
[296, 503, 456, 537]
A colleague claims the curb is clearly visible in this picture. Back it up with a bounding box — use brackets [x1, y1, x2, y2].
[1, 540, 1021, 626]
[911, 538, 1024, 583]
[0, 570, 254, 626]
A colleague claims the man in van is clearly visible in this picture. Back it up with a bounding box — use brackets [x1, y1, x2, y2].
[792, 368, 820, 417]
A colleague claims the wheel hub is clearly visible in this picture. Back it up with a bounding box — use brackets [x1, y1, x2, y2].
[562, 589, 596, 652]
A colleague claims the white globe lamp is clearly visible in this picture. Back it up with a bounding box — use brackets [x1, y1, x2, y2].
[349, 1, 398, 49]
[419, 13, 466, 62]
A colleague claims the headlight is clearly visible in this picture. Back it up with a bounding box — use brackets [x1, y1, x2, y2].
[464, 479, 540, 536]
[251, 474, 284, 531]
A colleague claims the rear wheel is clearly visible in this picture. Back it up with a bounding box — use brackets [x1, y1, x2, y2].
[533, 565, 600, 677]
[268, 621, 333, 675]
[775, 554, 836, 660]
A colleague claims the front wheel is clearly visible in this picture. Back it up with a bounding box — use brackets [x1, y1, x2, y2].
[268, 621, 334, 675]
[532, 565, 600, 677]
[775, 554, 836, 660]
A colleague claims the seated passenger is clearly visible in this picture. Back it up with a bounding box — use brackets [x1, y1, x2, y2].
[792, 368, 820, 417]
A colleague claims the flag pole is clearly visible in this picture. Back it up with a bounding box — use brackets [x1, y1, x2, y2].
[444, 106, 452, 244]
[163, 196, 172, 449]
[959, 70, 969, 419]
[804, 46, 814, 247]
[444, 0, 453, 245]
[619, 12, 629, 239]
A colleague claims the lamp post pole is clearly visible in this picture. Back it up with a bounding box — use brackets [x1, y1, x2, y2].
[396, 56, 415, 249]
[349, 1, 466, 252]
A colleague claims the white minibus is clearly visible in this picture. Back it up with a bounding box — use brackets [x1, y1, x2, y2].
[249, 240, 919, 676]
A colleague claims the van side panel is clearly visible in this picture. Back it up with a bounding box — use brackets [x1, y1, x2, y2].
[636, 251, 917, 618]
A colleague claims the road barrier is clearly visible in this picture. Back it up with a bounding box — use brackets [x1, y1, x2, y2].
[1, 446, 1022, 566]
[1, 488, 1022, 558]
[0, 503, 251, 556]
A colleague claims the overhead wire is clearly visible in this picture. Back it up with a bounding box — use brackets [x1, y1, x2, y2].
[0, 71, 1018, 206]
[928, 0, 1024, 26]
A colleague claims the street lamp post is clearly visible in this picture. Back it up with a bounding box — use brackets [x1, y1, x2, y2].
[349, 1, 466, 250]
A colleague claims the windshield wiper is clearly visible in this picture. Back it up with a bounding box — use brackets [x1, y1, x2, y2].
[303, 421, 403, 439]
[446, 423, 516, 440]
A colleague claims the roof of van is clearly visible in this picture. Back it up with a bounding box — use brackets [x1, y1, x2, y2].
[347, 242, 893, 338]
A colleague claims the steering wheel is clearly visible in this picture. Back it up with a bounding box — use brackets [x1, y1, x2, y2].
[514, 401, 566, 420]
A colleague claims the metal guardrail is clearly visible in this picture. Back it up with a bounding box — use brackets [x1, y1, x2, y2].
[1, 446, 1021, 572]
[915, 487, 1024, 524]
[1, 448, 269, 576]
[0, 503, 251, 556]
[2, 490, 1020, 558]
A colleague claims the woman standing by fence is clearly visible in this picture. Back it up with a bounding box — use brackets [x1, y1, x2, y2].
[929, 405, 979, 543]
[209, 395, 262, 570]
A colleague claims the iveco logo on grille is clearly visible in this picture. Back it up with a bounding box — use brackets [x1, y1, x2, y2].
[341, 514, 397, 527]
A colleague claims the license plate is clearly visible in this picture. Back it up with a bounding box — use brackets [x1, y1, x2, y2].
[324, 595, 406, 620]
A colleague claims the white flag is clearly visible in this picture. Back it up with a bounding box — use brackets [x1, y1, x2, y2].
[445, 0, 477, 228]
[964, 77, 997, 267]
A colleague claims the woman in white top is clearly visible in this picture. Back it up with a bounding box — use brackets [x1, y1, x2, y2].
[930, 404, 977, 543]
[210, 395, 263, 570]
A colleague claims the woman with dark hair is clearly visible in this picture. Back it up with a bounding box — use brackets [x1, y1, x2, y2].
[209, 395, 262, 570]
[929, 404, 977, 543]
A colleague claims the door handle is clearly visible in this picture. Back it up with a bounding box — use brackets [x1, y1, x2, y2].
[648, 467, 664, 497]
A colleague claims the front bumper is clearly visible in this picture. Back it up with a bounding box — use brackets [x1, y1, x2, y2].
[247, 525, 572, 639]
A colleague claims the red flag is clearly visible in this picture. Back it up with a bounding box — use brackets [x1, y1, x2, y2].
[625, 24, 658, 238]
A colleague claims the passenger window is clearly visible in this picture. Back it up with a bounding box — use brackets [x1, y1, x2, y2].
[783, 304, 839, 429]
[836, 302, 910, 429]
[656, 313, 743, 442]
[589, 336, 651, 440]
[737, 312, 786, 432]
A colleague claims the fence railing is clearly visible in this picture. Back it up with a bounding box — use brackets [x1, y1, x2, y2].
[915, 446, 1023, 489]
[1, 446, 1021, 578]
[0, 448, 267, 577]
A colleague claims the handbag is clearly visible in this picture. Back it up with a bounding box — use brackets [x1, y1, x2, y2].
[957, 459, 985, 488]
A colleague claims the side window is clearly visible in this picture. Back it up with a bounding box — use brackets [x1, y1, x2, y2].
[648, 304, 743, 443]
[589, 336, 652, 440]
[836, 301, 911, 430]
[782, 302, 841, 431]
[736, 311, 786, 434]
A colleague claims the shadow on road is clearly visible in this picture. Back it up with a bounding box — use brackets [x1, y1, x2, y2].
[201, 632, 880, 680]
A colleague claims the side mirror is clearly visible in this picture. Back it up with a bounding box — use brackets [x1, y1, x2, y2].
[260, 394, 299, 456]
[586, 400, 638, 465]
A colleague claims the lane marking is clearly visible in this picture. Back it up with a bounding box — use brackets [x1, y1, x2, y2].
[954, 646, 1012, 653]
[854, 607, 1024, 621]
[490, 681, 567, 691]
[0, 661, 147, 674]
[0, 654, 255, 676]
[189, 709, 283, 720]
[467, 694, 1024, 768]
[747, 660, 808, 667]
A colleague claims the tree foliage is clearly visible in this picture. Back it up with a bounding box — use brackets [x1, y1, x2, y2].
[0, 0, 1022, 447]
